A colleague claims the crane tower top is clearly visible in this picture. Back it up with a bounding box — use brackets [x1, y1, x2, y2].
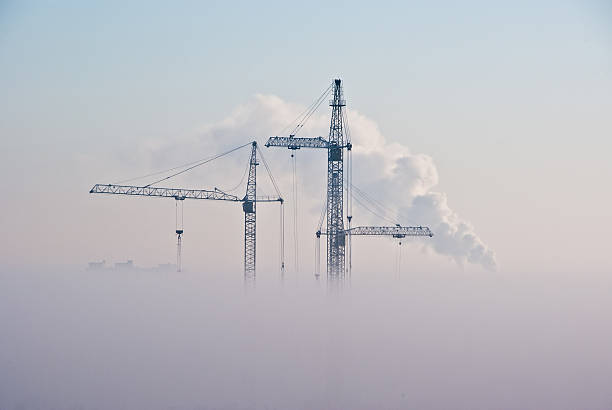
[330, 79, 346, 107]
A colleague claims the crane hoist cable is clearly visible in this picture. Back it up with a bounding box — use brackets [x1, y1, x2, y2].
[175, 199, 184, 272]
[256, 145, 286, 274]
[291, 151, 299, 273]
[396, 240, 403, 277]
[315, 193, 327, 277]
[314, 234, 320, 278]
[317, 194, 327, 232]
[342, 107, 353, 276]
[280, 201, 285, 275]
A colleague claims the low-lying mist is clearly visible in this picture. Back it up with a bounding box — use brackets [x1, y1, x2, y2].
[1, 268, 611, 410]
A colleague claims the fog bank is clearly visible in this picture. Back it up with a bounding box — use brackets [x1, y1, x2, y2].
[1, 268, 611, 409]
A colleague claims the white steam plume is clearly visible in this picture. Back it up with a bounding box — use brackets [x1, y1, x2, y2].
[145, 94, 497, 271]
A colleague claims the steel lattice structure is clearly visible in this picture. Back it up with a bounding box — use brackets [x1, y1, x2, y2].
[265, 136, 329, 150]
[326, 80, 346, 278]
[90, 141, 282, 278]
[346, 226, 433, 238]
[243, 142, 257, 278]
[267, 79, 434, 278]
[90, 184, 241, 201]
[316, 225, 433, 275]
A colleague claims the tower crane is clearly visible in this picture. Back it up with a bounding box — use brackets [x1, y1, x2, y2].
[90, 141, 284, 279]
[267, 79, 433, 279]
[266, 79, 350, 278]
[344, 225, 432, 276]
[315, 226, 433, 276]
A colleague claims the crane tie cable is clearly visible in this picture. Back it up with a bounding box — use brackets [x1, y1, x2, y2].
[292, 152, 299, 272]
[143, 142, 252, 188]
[256, 145, 283, 199]
[290, 86, 332, 136]
[349, 182, 419, 226]
[277, 84, 332, 136]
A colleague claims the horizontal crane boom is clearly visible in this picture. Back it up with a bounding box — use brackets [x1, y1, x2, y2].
[265, 136, 330, 150]
[346, 226, 433, 238]
[90, 184, 283, 203]
[253, 196, 284, 203]
[90, 184, 241, 201]
[318, 225, 433, 238]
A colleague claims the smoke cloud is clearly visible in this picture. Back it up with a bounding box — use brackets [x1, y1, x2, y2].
[146, 94, 497, 271]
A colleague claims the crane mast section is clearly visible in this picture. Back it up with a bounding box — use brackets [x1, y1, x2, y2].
[326, 79, 346, 277]
[90, 184, 240, 201]
[243, 142, 258, 278]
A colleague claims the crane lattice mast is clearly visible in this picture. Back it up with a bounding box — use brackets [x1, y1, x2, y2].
[243, 142, 257, 278]
[326, 79, 347, 278]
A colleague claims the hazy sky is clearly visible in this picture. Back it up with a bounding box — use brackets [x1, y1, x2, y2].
[2, 2, 612, 409]
[1, 1, 611, 275]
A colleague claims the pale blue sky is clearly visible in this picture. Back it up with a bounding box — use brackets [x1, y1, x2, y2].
[3, 4, 612, 408]
[0, 1, 611, 273]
